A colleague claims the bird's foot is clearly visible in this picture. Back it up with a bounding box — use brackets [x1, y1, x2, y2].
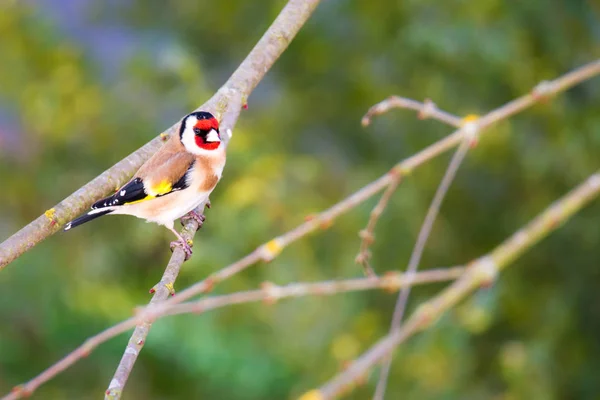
[170, 238, 193, 261]
[181, 210, 206, 228]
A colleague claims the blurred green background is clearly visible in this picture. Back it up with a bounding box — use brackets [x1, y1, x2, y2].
[1, 0, 600, 399]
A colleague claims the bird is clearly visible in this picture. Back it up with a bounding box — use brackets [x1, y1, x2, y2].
[64, 111, 226, 259]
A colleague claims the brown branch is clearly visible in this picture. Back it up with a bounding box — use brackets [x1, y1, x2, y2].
[362, 97, 463, 128]
[356, 100, 463, 275]
[355, 175, 402, 276]
[4, 319, 135, 400]
[149, 59, 600, 315]
[374, 133, 473, 399]
[3, 267, 462, 400]
[3, 0, 321, 398]
[3, 60, 599, 400]
[303, 171, 600, 400]
[104, 248, 190, 399]
[0, 0, 322, 270]
[166, 267, 465, 317]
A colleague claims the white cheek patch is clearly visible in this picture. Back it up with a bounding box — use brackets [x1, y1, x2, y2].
[181, 125, 202, 154]
[181, 127, 220, 156]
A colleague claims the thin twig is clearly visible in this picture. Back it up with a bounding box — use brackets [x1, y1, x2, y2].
[373, 132, 474, 400]
[357, 100, 464, 276]
[149, 59, 600, 316]
[167, 267, 465, 317]
[362, 97, 463, 128]
[104, 242, 192, 399]
[355, 175, 402, 276]
[304, 171, 600, 400]
[2, 267, 462, 400]
[3, 60, 600, 400]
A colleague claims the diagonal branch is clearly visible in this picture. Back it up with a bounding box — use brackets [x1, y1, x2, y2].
[355, 175, 402, 276]
[304, 171, 600, 400]
[356, 100, 463, 275]
[0, 0, 322, 270]
[3, 60, 599, 400]
[3, 267, 462, 400]
[166, 267, 465, 317]
[149, 59, 600, 317]
[373, 132, 473, 400]
[362, 97, 463, 128]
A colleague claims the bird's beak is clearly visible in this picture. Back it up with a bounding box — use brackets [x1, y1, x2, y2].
[205, 129, 220, 143]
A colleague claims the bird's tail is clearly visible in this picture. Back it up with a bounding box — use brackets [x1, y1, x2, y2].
[64, 209, 112, 231]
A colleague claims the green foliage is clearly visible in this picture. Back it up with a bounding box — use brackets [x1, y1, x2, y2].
[0, 0, 599, 398]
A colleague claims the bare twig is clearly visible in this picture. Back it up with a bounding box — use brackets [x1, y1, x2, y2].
[355, 175, 402, 276]
[304, 171, 600, 400]
[104, 249, 190, 399]
[3, 60, 599, 400]
[3, 267, 462, 400]
[373, 131, 474, 400]
[4, 319, 135, 400]
[152, 60, 600, 316]
[167, 267, 465, 317]
[356, 100, 464, 275]
[362, 97, 463, 128]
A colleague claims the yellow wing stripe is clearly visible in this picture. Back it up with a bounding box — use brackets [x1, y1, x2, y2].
[120, 180, 174, 206]
[148, 180, 173, 196]
[124, 195, 155, 205]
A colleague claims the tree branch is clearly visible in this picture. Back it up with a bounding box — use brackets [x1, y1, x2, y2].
[362, 97, 463, 128]
[146, 59, 600, 318]
[2, 0, 321, 398]
[356, 100, 464, 275]
[355, 175, 402, 276]
[374, 124, 475, 399]
[166, 267, 465, 317]
[0, 0, 322, 270]
[304, 171, 600, 399]
[3, 267, 462, 400]
[3, 59, 599, 400]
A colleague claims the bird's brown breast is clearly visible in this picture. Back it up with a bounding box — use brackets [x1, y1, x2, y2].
[201, 174, 220, 191]
[194, 152, 225, 192]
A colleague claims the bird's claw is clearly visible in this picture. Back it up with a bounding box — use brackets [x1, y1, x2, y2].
[181, 210, 206, 228]
[170, 239, 193, 261]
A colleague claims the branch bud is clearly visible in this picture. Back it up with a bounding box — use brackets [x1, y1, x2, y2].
[260, 238, 284, 262]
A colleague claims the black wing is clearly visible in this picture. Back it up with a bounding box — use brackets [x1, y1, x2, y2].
[64, 162, 195, 232]
[92, 162, 194, 210]
[92, 178, 147, 209]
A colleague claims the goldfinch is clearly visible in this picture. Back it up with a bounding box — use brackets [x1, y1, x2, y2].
[64, 111, 226, 259]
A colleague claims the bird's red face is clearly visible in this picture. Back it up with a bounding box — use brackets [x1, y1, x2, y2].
[180, 111, 222, 154]
[193, 117, 221, 150]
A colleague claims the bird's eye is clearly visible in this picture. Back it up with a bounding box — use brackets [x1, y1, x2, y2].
[193, 128, 202, 135]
